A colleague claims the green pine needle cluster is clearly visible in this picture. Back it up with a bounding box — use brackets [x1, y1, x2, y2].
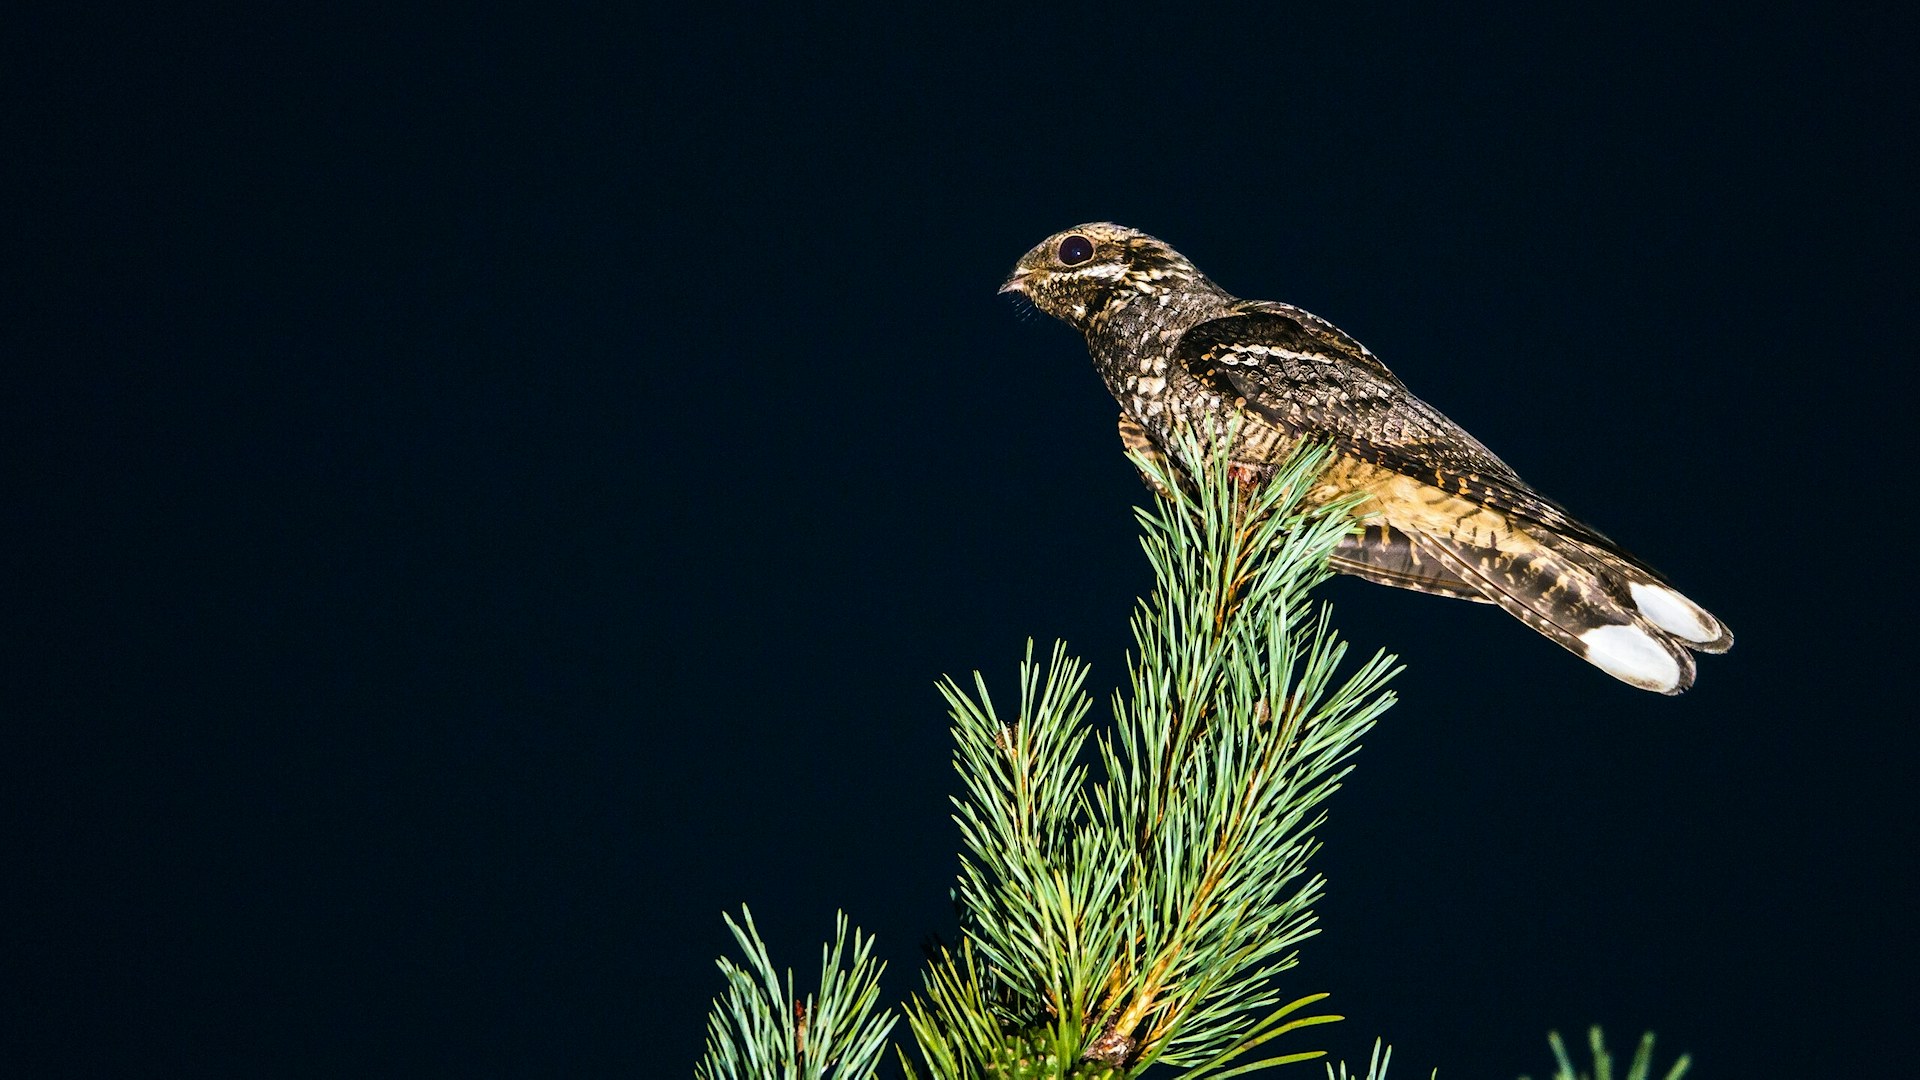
[905, 437, 1399, 1077]
[695, 907, 895, 1080]
[1323, 1040, 1396, 1080]
[1521, 1027, 1691, 1080]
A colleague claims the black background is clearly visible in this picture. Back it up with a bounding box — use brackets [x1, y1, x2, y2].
[6, 6, 1915, 1076]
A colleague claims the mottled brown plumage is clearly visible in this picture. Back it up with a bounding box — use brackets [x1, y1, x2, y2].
[1003, 223, 1731, 693]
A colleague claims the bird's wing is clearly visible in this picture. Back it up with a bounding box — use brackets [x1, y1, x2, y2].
[1228, 300, 1404, 383]
[1173, 306, 1620, 554]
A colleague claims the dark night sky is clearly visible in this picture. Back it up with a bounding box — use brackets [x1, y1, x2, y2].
[5, 5, 1915, 1076]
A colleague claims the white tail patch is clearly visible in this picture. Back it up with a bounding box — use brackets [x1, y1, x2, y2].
[1629, 582, 1719, 644]
[1579, 624, 1682, 693]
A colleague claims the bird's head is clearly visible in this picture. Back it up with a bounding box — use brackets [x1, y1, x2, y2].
[1000, 222, 1204, 333]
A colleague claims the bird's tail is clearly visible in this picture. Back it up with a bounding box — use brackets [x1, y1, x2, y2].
[1414, 529, 1731, 694]
[1561, 538, 1733, 653]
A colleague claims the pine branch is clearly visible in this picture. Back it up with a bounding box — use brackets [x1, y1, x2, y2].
[692, 432, 1693, 1079]
[910, 435, 1400, 1076]
[695, 906, 895, 1080]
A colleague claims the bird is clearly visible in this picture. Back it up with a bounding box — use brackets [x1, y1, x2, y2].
[1001, 222, 1731, 693]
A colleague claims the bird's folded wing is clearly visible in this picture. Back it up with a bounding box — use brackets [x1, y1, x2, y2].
[1173, 308, 1636, 563]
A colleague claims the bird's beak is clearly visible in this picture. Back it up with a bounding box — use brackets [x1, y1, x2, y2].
[998, 269, 1029, 295]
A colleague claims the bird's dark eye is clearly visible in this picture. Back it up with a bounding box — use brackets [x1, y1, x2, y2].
[1057, 234, 1095, 266]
